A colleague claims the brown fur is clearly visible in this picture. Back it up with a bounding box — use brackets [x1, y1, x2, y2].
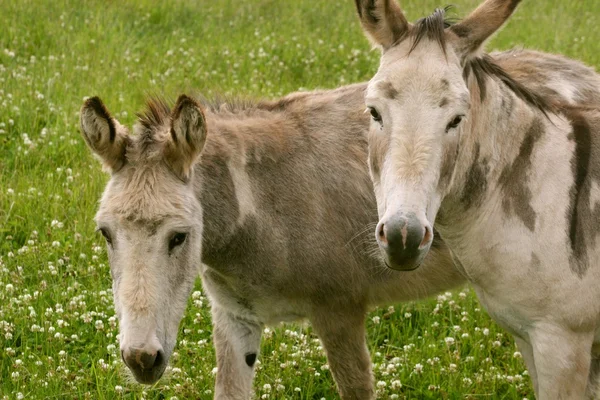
[82, 48, 600, 399]
[497, 117, 544, 232]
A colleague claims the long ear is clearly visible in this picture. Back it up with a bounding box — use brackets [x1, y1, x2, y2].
[450, 0, 522, 57]
[355, 0, 410, 50]
[80, 97, 130, 173]
[164, 95, 207, 182]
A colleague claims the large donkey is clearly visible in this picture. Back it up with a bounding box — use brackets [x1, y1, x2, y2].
[356, 0, 600, 398]
[80, 50, 600, 399]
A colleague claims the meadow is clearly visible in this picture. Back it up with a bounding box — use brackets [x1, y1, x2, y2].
[1, 0, 600, 398]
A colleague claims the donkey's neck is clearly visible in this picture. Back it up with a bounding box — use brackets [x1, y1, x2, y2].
[194, 83, 369, 265]
[196, 112, 292, 259]
[438, 66, 547, 237]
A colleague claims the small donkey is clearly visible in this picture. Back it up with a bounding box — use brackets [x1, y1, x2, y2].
[81, 49, 600, 399]
[356, 0, 600, 398]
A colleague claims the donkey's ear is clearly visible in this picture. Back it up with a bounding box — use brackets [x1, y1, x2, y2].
[450, 0, 522, 57]
[165, 95, 207, 181]
[355, 0, 411, 50]
[80, 97, 130, 173]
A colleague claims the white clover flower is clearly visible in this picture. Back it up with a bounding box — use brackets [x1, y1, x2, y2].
[52, 241, 60, 247]
[391, 380, 402, 389]
[114, 385, 123, 393]
[372, 316, 381, 324]
[414, 363, 423, 373]
[262, 384, 272, 393]
[483, 328, 490, 336]
[444, 337, 455, 345]
[376, 381, 386, 388]
[7, 188, 14, 195]
[513, 351, 522, 358]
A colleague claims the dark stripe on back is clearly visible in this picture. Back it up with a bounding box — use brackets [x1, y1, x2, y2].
[497, 118, 543, 232]
[565, 109, 593, 277]
[460, 143, 489, 208]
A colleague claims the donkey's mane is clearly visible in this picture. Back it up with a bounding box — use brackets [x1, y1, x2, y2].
[136, 94, 298, 133]
[463, 55, 554, 115]
[133, 94, 296, 146]
[407, 7, 553, 116]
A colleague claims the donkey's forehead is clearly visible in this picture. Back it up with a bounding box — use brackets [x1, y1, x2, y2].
[368, 42, 466, 104]
[96, 168, 197, 225]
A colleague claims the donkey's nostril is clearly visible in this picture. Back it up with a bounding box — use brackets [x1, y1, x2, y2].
[138, 350, 158, 370]
[419, 225, 433, 249]
[153, 350, 164, 369]
[377, 222, 387, 244]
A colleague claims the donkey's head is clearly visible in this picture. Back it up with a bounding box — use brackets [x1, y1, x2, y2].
[355, 0, 521, 270]
[80, 95, 207, 383]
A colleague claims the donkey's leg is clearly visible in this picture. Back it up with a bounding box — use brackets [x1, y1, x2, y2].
[585, 357, 600, 399]
[530, 324, 593, 400]
[514, 337, 539, 395]
[311, 308, 374, 400]
[212, 306, 262, 400]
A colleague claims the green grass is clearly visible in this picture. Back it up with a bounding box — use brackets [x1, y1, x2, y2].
[1, 0, 599, 398]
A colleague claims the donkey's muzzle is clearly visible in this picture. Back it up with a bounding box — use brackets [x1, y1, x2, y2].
[376, 211, 432, 271]
[122, 344, 166, 384]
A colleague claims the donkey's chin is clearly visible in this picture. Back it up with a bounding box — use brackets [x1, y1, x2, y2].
[381, 246, 430, 271]
[128, 361, 168, 385]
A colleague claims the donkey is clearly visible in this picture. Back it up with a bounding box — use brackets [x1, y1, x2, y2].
[356, 0, 600, 398]
[80, 50, 600, 399]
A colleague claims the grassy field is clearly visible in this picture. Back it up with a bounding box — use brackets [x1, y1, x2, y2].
[1, 0, 600, 398]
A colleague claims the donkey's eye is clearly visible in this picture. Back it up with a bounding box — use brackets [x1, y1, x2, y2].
[98, 228, 112, 246]
[169, 232, 188, 251]
[368, 107, 383, 124]
[446, 115, 464, 132]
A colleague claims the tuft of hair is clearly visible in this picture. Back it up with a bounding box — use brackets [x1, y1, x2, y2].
[136, 96, 172, 136]
[463, 54, 555, 116]
[408, 6, 456, 55]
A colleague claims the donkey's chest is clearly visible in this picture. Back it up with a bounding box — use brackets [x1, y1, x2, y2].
[442, 207, 600, 328]
[200, 265, 308, 325]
